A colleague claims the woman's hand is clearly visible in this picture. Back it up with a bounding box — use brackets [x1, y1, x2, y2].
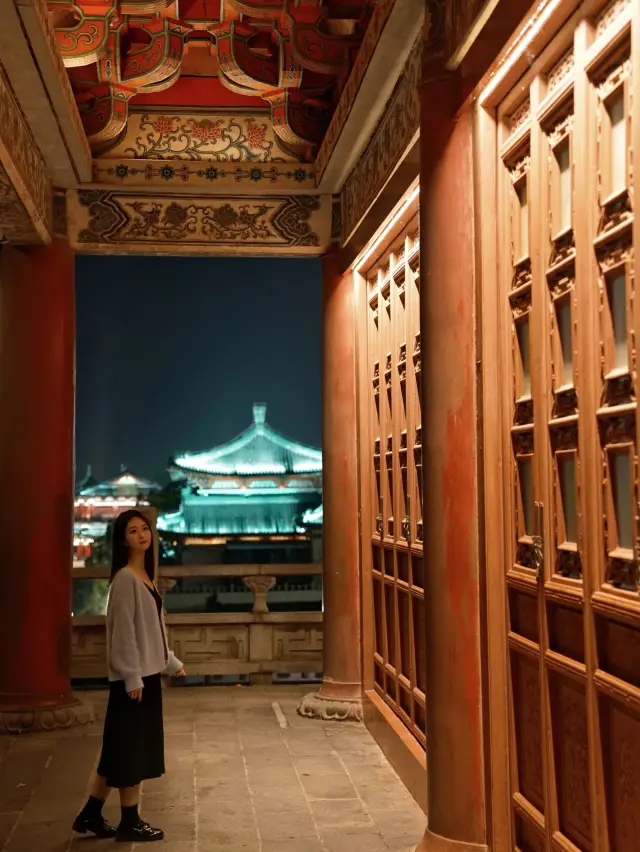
[174, 668, 187, 677]
[128, 687, 143, 702]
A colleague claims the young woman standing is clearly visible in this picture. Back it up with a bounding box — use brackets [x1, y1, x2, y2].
[72, 509, 186, 842]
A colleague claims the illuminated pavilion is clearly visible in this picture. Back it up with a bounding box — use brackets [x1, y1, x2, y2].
[159, 403, 323, 562]
[2, 2, 640, 851]
[73, 467, 160, 565]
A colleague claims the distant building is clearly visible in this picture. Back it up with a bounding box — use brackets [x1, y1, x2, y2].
[74, 466, 160, 566]
[159, 403, 323, 566]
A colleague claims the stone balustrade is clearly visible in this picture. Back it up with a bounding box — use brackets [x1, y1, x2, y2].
[71, 563, 323, 682]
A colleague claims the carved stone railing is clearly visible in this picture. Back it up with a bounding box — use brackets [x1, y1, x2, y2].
[71, 563, 323, 681]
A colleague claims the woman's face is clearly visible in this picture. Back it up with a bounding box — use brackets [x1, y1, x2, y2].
[125, 517, 151, 554]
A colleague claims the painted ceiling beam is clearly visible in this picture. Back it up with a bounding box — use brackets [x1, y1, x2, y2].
[2, 0, 92, 186]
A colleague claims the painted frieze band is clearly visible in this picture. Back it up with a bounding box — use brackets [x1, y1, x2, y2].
[67, 189, 332, 255]
[341, 35, 421, 242]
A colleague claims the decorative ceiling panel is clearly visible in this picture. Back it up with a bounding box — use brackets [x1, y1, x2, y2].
[98, 109, 303, 161]
[47, 0, 375, 161]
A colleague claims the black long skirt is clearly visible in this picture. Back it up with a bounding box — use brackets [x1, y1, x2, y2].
[97, 673, 165, 788]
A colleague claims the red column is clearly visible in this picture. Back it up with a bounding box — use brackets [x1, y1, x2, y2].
[416, 79, 488, 850]
[298, 252, 362, 722]
[0, 241, 92, 732]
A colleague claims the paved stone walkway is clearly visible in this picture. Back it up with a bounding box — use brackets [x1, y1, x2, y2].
[0, 686, 425, 852]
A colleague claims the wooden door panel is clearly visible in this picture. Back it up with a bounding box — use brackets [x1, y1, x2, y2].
[596, 616, 640, 686]
[494, 2, 639, 849]
[599, 696, 640, 851]
[548, 673, 592, 850]
[511, 650, 546, 817]
[362, 206, 425, 746]
[546, 603, 585, 662]
[509, 587, 540, 643]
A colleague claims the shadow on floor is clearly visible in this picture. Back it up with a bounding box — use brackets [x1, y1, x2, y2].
[0, 686, 424, 852]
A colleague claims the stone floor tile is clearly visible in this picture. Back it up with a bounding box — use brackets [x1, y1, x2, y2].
[0, 741, 56, 813]
[321, 826, 388, 852]
[4, 818, 72, 852]
[73, 834, 129, 852]
[142, 789, 195, 808]
[198, 840, 259, 852]
[339, 750, 388, 768]
[195, 735, 241, 751]
[164, 720, 196, 735]
[357, 784, 414, 810]
[151, 810, 197, 841]
[255, 810, 317, 841]
[245, 767, 300, 789]
[196, 755, 242, 776]
[141, 799, 197, 817]
[373, 806, 425, 847]
[251, 788, 308, 812]
[0, 811, 19, 846]
[294, 754, 345, 776]
[198, 798, 253, 821]
[309, 798, 372, 829]
[196, 779, 251, 804]
[243, 752, 291, 771]
[197, 822, 259, 846]
[299, 771, 358, 800]
[285, 741, 333, 758]
[261, 839, 324, 852]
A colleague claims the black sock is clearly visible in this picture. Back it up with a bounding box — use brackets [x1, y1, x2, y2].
[120, 805, 140, 829]
[82, 795, 104, 818]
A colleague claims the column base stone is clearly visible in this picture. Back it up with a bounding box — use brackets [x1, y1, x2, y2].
[297, 689, 363, 722]
[0, 697, 95, 734]
[415, 828, 488, 852]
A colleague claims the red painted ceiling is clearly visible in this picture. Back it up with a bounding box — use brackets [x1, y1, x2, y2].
[48, 0, 375, 159]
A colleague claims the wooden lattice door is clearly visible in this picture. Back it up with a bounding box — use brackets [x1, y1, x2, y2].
[361, 198, 426, 746]
[496, 1, 639, 849]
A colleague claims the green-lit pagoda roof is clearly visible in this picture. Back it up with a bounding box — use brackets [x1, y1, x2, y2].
[169, 404, 322, 478]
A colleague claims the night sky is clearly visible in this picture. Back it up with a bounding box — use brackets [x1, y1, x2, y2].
[75, 254, 323, 486]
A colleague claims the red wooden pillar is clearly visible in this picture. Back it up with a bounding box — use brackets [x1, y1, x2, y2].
[0, 241, 93, 733]
[298, 252, 362, 722]
[416, 71, 489, 851]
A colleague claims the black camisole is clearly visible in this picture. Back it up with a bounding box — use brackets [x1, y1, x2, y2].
[145, 584, 168, 662]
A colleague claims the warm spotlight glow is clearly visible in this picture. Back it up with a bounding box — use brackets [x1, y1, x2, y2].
[478, 0, 564, 106]
[353, 184, 420, 272]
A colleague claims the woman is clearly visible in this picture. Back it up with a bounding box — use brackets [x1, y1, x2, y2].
[72, 509, 186, 842]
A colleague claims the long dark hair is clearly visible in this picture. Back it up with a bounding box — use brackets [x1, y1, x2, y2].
[110, 509, 155, 583]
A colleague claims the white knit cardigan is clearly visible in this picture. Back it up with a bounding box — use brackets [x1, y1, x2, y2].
[106, 566, 183, 693]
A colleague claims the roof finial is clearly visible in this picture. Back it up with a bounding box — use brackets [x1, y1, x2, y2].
[253, 403, 267, 425]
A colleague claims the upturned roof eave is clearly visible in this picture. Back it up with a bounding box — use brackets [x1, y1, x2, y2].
[171, 423, 322, 475]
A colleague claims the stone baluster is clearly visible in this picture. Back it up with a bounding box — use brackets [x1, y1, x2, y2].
[242, 576, 276, 614]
